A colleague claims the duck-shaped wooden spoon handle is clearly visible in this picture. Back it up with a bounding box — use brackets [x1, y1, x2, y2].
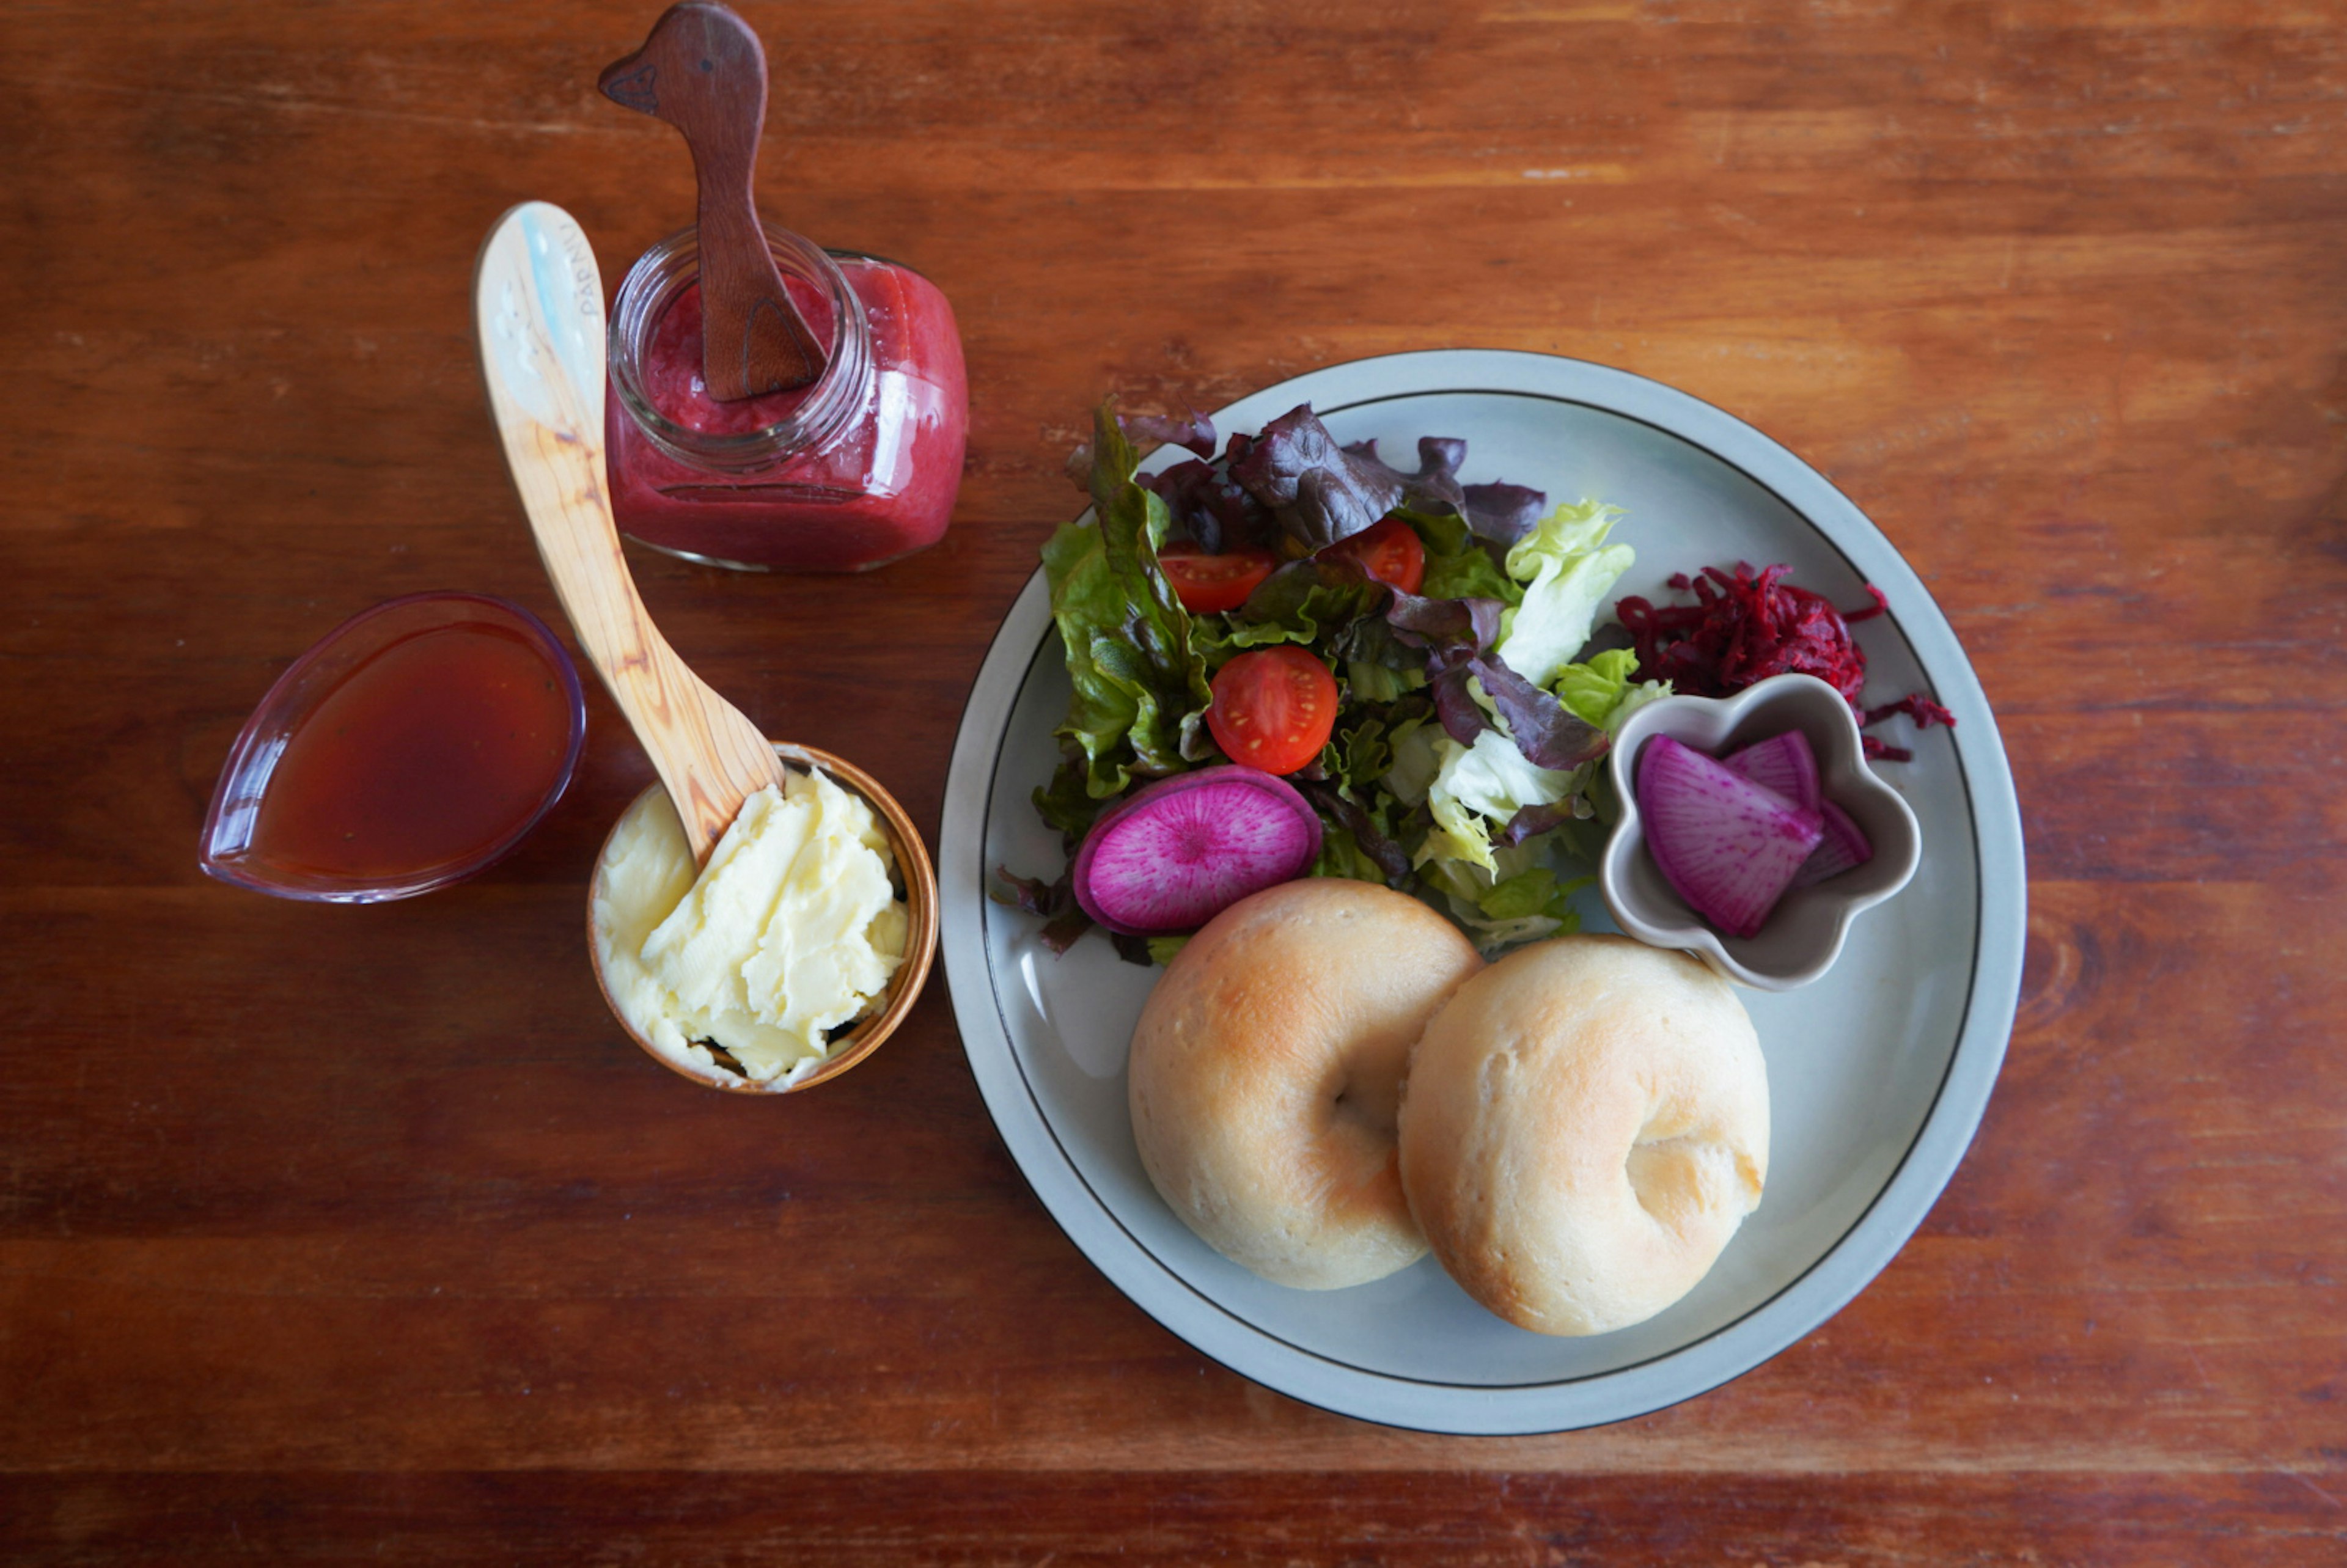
[473, 202, 787, 865]
[600, 2, 826, 400]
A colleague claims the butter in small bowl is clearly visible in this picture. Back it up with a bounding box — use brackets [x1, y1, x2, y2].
[588, 744, 938, 1092]
[1599, 674, 1920, 990]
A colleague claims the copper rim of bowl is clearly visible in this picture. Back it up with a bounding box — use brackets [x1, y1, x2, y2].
[584, 742, 940, 1094]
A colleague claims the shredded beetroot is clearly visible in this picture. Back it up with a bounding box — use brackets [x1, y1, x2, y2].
[1615, 563, 1955, 760]
[1843, 584, 1890, 623]
[1859, 695, 1956, 763]
[1864, 693, 1958, 730]
[1618, 563, 1871, 703]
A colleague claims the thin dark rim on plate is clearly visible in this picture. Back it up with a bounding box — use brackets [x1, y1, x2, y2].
[941, 350, 2025, 1433]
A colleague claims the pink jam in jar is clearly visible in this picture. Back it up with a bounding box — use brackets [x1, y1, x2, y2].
[605, 222, 967, 572]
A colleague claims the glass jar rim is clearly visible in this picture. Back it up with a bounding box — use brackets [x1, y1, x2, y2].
[606, 222, 871, 473]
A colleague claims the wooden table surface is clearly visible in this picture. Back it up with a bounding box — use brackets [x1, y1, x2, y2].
[6, 1, 2342, 1561]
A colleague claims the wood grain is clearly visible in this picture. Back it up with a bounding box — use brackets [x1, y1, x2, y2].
[2, 0, 2343, 1561]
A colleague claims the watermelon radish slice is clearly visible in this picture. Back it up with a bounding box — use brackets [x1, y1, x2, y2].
[1724, 730, 1873, 887]
[1790, 799, 1873, 888]
[1721, 729, 1821, 814]
[1636, 735, 1824, 939]
[1070, 765, 1324, 936]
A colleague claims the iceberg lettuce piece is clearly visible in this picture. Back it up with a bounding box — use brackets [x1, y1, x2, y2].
[1496, 500, 1635, 692]
[1417, 727, 1580, 873]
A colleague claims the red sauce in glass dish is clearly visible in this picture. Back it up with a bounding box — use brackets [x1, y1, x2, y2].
[200, 593, 586, 902]
[250, 623, 575, 880]
[604, 227, 968, 573]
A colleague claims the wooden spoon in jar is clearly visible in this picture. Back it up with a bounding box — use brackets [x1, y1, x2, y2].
[598, 1, 826, 400]
[471, 200, 785, 865]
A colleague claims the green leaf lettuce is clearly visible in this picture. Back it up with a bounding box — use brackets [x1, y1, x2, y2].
[1041, 405, 1216, 796]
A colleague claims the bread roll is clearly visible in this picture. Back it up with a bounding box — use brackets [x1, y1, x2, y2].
[1398, 934, 1768, 1335]
[1128, 879, 1484, 1290]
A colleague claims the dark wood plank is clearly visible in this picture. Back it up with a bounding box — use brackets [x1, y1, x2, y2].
[4, 1471, 2343, 1566]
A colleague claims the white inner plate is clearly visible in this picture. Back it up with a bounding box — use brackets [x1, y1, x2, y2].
[940, 351, 2024, 1433]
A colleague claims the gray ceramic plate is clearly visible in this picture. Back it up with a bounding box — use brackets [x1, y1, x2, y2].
[939, 350, 2024, 1434]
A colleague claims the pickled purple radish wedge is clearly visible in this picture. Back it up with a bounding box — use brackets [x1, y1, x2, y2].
[1723, 730, 1872, 887]
[1636, 735, 1824, 939]
[1791, 799, 1874, 888]
[1071, 765, 1323, 936]
[1721, 729, 1820, 813]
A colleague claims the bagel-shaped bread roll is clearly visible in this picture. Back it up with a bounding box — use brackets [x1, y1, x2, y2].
[1128, 879, 1484, 1290]
[1398, 934, 1768, 1335]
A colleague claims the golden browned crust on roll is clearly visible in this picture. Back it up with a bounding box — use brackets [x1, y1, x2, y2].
[1128, 879, 1485, 1290]
[1398, 934, 1768, 1335]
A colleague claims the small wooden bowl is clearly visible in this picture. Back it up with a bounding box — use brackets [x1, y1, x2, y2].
[586, 742, 939, 1094]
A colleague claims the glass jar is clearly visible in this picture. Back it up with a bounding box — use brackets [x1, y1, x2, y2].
[604, 222, 967, 572]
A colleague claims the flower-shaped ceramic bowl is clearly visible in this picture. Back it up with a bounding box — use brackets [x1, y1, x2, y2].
[1600, 674, 1921, 990]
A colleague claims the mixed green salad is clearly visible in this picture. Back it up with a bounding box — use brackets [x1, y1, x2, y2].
[996, 399, 1673, 961]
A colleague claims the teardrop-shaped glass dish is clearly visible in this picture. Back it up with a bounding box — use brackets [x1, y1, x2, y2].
[200, 592, 587, 903]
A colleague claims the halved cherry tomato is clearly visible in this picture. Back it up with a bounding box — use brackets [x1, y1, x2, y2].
[1159, 544, 1279, 614]
[1317, 513, 1426, 596]
[1207, 647, 1340, 776]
